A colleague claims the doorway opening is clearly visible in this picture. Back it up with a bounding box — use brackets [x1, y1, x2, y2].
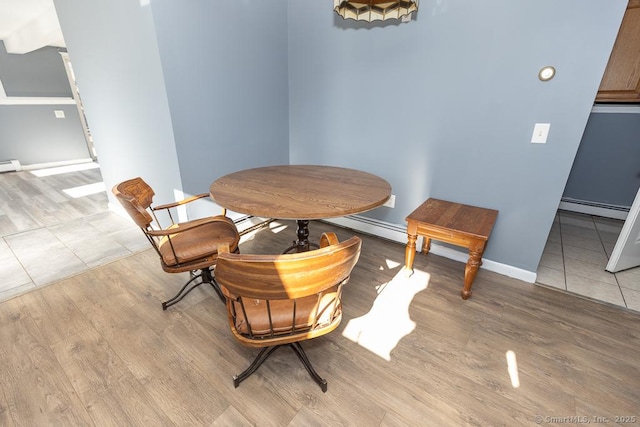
[60, 51, 96, 161]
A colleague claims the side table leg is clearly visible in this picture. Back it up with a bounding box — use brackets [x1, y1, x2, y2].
[404, 233, 417, 276]
[462, 241, 485, 300]
[421, 237, 431, 255]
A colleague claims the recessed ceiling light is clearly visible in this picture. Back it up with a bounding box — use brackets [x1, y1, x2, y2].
[538, 66, 556, 81]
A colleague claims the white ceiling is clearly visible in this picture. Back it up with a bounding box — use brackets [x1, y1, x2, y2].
[0, 0, 65, 54]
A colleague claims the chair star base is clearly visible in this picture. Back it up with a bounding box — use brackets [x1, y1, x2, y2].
[233, 343, 328, 393]
[161, 267, 224, 310]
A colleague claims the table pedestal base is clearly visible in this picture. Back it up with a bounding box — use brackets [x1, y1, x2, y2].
[283, 220, 320, 253]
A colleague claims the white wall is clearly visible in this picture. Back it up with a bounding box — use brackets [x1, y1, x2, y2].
[54, 0, 182, 207]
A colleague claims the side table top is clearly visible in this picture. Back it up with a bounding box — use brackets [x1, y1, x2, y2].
[406, 198, 498, 240]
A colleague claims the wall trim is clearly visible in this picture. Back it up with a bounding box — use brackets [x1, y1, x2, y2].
[323, 214, 537, 283]
[559, 197, 629, 220]
[0, 97, 75, 105]
[20, 158, 94, 171]
[591, 104, 640, 114]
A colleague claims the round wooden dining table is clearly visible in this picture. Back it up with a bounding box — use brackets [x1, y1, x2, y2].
[210, 165, 392, 252]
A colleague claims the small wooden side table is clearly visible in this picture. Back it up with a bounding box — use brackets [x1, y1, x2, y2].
[404, 198, 498, 300]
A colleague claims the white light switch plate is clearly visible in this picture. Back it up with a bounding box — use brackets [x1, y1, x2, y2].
[531, 123, 550, 144]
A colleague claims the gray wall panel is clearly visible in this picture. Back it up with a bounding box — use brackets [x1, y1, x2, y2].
[0, 41, 71, 97]
[563, 112, 640, 207]
[0, 104, 89, 164]
[0, 40, 87, 165]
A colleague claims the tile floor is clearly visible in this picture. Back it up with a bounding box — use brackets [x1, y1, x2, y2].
[536, 210, 640, 312]
[0, 166, 149, 303]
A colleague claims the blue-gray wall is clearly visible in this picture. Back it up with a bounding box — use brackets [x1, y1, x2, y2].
[0, 104, 89, 164]
[287, 0, 626, 272]
[0, 41, 89, 164]
[0, 41, 71, 97]
[53, 0, 627, 275]
[149, 0, 290, 193]
[563, 111, 640, 207]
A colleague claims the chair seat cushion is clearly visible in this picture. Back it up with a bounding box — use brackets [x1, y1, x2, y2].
[158, 217, 239, 266]
[232, 289, 341, 337]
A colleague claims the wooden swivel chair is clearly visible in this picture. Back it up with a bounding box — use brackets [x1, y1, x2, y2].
[215, 232, 362, 392]
[112, 177, 240, 310]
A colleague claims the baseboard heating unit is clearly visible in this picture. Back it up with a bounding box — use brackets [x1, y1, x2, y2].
[0, 160, 21, 173]
[559, 197, 630, 221]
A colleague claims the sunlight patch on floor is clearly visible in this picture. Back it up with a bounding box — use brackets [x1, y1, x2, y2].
[30, 162, 99, 177]
[239, 219, 287, 246]
[383, 258, 402, 269]
[342, 267, 430, 360]
[268, 221, 288, 234]
[506, 350, 520, 388]
[63, 182, 106, 198]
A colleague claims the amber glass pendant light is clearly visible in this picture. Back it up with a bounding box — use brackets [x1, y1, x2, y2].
[333, 0, 418, 22]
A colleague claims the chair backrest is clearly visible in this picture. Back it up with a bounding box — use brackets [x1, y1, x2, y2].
[215, 233, 362, 344]
[216, 234, 362, 300]
[112, 177, 155, 229]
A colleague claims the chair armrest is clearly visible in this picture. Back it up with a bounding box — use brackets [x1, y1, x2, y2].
[152, 193, 209, 211]
[146, 216, 235, 237]
[320, 232, 339, 248]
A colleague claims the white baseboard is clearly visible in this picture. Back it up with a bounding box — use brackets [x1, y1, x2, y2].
[0, 160, 21, 172]
[234, 215, 272, 235]
[109, 202, 133, 223]
[0, 97, 75, 105]
[323, 215, 537, 283]
[21, 158, 95, 171]
[559, 198, 629, 220]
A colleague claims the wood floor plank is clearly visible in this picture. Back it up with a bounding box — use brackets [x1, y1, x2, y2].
[0, 387, 16, 427]
[0, 315, 93, 426]
[69, 287, 232, 425]
[211, 405, 253, 426]
[50, 327, 174, 426]
[162, 297, 302, 426]
[0, 294, 29, 325]
[18, 283, 94, 346]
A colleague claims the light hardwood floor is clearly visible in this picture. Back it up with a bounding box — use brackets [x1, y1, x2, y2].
[1, 216, 639, 426]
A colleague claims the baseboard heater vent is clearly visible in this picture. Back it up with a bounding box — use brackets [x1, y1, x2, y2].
[0, 160, 21, 173]
[559, 197, 630, 220]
